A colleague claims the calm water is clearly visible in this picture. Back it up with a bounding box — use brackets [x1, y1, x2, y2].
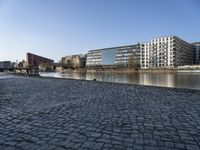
[40, 72, 200, 90]
[0, 73, 14, 79]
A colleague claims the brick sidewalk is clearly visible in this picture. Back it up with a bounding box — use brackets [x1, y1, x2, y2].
[0, 77, 200, 150]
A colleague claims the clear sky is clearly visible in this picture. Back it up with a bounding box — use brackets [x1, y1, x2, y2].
[0, 0, 200, 62]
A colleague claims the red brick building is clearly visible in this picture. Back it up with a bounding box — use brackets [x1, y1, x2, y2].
[26, 53, 54, 67]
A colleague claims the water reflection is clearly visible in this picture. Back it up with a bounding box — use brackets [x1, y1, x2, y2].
[138, 73, 175, 87]
[40, 72, 200, 90]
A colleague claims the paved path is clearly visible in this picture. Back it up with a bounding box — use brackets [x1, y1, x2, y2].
[0, 76, 200, 150]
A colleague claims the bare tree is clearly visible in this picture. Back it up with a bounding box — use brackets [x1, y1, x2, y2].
[128, 52, 137, 69]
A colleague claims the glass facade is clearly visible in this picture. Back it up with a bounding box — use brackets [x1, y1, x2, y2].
[101, 48, 116, 65]
[86, 44, 140, 68]
[86, 50, 101, 66]
[115, 45, 140, 67]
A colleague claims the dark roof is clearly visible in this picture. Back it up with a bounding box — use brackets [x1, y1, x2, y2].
[88, 43, 140, 52]
[26, 52, 54, 61]
[192, 42, 200, 45]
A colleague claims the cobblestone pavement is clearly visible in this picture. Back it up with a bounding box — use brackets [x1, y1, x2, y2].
[0, 76, 200, 150]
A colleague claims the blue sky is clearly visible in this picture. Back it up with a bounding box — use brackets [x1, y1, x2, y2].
[0, 0, 200, 62]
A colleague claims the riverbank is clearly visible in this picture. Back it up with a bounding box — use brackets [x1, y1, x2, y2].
[0, 76, 200, 149]
[57, 68, 200, 74]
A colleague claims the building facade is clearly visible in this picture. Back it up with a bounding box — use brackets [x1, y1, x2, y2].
[0, 61, 11, 68]
[140, 36, 194, 68]
[193, 42, 200, 64]
[86, 50, 101, 67]
[26, 53, 54, 67]
[61, 54, 86, 68]
[86, 44, 140, 68]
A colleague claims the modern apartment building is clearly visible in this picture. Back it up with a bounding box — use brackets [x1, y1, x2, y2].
[140, 36, 194, 68]
[86, 44, 140, 68]
[193, 42, 200, 64]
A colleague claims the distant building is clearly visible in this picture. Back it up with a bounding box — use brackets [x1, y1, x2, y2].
[18, 60, 27, 68]
[193, 42, 200, 64]
[61, 54, 86, 68]
[26, 53, 54, 67]
[0, 61, 11, 68]
[86, 44, 140, 68]
[140, 36, 194, 68]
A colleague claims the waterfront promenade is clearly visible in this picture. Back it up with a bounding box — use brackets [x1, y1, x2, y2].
[0, 75, 200, 150]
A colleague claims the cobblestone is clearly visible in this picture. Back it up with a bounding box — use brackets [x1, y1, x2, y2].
[0, 76, 200, 149]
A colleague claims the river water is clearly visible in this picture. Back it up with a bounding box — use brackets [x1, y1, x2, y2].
[0, 72, 14, 79]
[40, 72, 200, 90]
